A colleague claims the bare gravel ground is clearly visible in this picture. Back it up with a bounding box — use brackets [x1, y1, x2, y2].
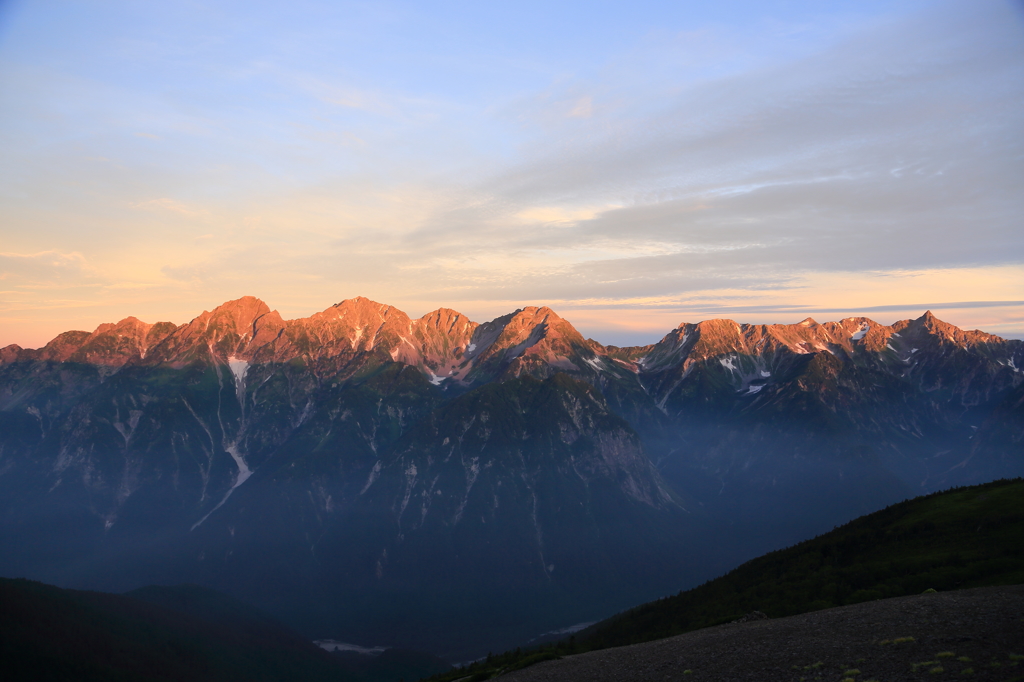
[500, 585, 1024, 682]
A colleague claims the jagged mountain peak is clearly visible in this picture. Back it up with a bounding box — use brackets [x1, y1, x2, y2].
[0, 344, 23, 363]
[905, 309, 997, 344]
[17, 330, 92, 363]
[67, 316, 175, 365]
[410, 309, 477, 377]
[143, 297, 285, 366]
[98, 315, 146, 330]
[418, 307, 471, 327]
[495, 306, 569, 342]
[634, 310, 1023, 423]
[300, 296, 412, 350]
[0, 316, 178, 366]
[415, 308, 477, 342]
[195, 296, 279, 334]
[457, 304, 605, 384]
[211, 295, 271, 313]
[515, 304, 559, 318]
[647, 318, 836, 366]
[325, 295, 400, 318]
[653, 315, 927, 362]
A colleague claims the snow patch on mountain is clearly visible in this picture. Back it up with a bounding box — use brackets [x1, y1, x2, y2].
[227, 356, 249, 406]
[225, 442, 252, 489]
[227, 356, 248, 383]
[655, 367, 694, 414]
[361, 460, 382, 495]
[190, 441, 252, 531]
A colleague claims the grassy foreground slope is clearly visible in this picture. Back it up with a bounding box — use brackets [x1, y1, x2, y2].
[427, 478, 1023, 681]
[579, 477, 1024, 651]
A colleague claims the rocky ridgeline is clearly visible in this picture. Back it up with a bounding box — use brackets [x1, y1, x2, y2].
[1, 297, 605, 387]
[3, 296, 1020, 399]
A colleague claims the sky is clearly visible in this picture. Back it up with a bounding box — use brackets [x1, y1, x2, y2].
[1, 0, 1022, 348]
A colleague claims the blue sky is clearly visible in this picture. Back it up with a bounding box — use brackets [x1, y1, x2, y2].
[1, 0, 1022, 347]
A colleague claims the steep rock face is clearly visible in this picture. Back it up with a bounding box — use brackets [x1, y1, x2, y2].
[634, 312, 1023, 428]
[461, 307, 607, 385]
[268, 374, 692, 655]
[143, 297, 287, 367]
[66, 317, 176, 365]
[364, 373, 677, 531]
[0, 318, 177, 366]
[279, 296, 420, 379]
[472, 307, 577, 371]
[410, 307, 478, 378]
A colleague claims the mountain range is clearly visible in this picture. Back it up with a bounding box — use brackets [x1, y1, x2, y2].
[1, 296, 1021, 658]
